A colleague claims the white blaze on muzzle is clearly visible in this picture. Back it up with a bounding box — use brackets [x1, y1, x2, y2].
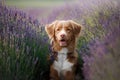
[59, 28, 67, 37]
[58, 28, 67, 46]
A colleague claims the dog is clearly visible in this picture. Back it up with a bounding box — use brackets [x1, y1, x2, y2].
[45, 20, 82, 80]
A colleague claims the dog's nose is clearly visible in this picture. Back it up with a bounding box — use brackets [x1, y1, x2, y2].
[60, 34, 65, 38]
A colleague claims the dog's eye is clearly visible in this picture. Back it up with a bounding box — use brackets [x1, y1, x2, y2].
[67, 28, 71, 30]
[56, 28, 60, 31]
[66, 29, 71, 32]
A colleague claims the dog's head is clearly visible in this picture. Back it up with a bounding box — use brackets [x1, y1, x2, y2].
[45, 20, 81, 47]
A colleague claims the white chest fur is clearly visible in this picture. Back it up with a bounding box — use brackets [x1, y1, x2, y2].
[53, 48, 73, 75]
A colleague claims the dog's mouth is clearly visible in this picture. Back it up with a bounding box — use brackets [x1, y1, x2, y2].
[59, 39, 67, 46]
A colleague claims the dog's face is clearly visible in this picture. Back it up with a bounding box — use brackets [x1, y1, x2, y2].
[45, 20, 81, 47]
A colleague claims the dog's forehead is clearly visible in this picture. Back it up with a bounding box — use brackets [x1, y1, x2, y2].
[56, 21, 71, 28]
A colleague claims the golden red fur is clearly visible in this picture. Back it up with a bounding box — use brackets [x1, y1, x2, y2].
[45, 20, 82, 80]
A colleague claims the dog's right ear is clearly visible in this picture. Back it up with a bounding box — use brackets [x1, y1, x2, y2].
[45, 21, 58, 39]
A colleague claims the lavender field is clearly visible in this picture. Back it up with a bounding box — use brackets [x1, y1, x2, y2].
[0, 0, 120, 80]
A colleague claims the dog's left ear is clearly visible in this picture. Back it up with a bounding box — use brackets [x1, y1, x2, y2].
[45, 20, 58, 39]
[69, 20, 82, 37]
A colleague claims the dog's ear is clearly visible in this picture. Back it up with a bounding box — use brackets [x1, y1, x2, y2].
[69, 20, 82, 37]
[45, 21, 58, 39]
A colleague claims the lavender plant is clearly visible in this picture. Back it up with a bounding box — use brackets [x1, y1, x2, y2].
[0, 0, 119, 80]
[0, 4, 49, 80]
[82, 6, 120, 80]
